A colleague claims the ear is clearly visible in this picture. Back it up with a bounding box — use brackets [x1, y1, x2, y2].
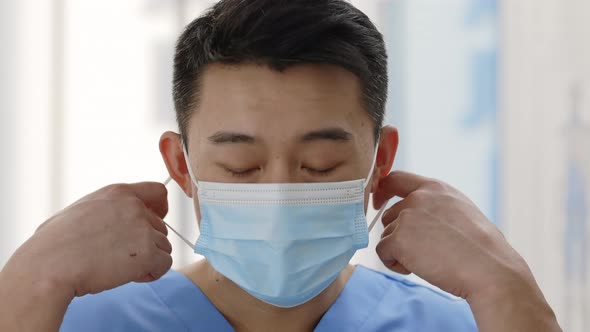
[371, 126, 399, 193]
[159, 131, 194, 198]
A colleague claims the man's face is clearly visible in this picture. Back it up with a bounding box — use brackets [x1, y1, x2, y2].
[161, 63, 397, 221]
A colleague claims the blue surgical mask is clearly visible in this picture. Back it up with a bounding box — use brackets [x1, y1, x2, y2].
[165, 143, 386, 308]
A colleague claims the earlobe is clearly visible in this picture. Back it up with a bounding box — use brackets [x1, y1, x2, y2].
[159, 131, 194, 198]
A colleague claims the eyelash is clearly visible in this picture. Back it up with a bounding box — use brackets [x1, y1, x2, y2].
[224, 166, 337, 178]
[224, 168, 259, 178]
[303, 166, 337, 176]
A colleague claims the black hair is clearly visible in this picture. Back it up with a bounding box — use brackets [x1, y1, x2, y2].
[173, 0, 388, 143]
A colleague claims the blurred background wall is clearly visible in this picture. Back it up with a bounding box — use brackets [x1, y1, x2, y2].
[1, 0, 589, 330]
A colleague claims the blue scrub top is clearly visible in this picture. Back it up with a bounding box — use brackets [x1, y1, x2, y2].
[61, 265, 477, 331]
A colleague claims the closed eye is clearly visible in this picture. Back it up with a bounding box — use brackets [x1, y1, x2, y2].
[223, 167, 259, 178]
[302, 165, 339, 176]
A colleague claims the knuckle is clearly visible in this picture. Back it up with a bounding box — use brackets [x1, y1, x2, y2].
[481, 225, 502, 246]
[430, 193, 460, 211]
[397, 208, 415, 221]
[439, 192, 458, 204]
[424, 179, 447, 192]
[388, 223, 405, 245]
[477, 233, 494, 248]
[407, 190, 429, 203]
[492, 227, 507, 241]
[388, 224, 404, 245]
[391, 211, 421, 239]
[474, 224, 497, 247]
[147, 182, 168, 200]
[126, 197, 147, 214]
[104, 183, 130, 196]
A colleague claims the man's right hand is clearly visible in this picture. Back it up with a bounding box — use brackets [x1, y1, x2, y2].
[3, 182, 173, 299]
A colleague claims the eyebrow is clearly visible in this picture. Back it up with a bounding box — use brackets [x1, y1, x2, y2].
[207, 127, 353, 145]
[299, 128, 352, 142]
[208, 132, 256, 144]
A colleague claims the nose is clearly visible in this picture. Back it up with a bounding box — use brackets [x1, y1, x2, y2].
[260, 154, 301, 183]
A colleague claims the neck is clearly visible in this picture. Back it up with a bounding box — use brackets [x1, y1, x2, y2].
[179, 260, 355, 332]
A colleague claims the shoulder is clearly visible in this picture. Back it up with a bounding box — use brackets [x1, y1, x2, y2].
[356, 265, 478, 331]
[60, 270, 191, 332]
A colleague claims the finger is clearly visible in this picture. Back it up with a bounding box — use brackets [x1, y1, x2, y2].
[384, 261, 412, 275]
[153, 231, 172, 254]
[375, 217, 413, 271]
[136, 274, 155, 283]
[146, 211, 168, 236]
[381, 198, 417, 227]
[150, 251, 173, 280]
[128, 182, 169, 218]
[373, 171, 431, 209]
[380, 218, 398, 239]
[376, 235, 412, 275]
[376, 235, 400, 272]
[134, 250, 173, 283]
[378, 223, 413, 275]
[376, 227, 401, 268]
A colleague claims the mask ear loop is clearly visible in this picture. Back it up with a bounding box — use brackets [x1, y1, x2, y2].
[368, 204, 387, 232]
[160, 144, 203, 249]
[182, 144, 199, 189]
[362, 147, 379, 189]
[159, 144, 201, 249]
[161, 176, 196, 249]
[163, 177, 172, 186]
[364, 135, 390, 232]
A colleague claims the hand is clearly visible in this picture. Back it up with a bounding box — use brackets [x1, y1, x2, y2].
[373, 171, 524, 297]
[5, 182, 173, 298]
[373, 171, 560, 331]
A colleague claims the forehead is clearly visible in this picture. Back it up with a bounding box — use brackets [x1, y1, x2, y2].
[189, 63, 374, 145]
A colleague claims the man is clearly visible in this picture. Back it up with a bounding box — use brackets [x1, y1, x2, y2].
[0, 0, 561, 331]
